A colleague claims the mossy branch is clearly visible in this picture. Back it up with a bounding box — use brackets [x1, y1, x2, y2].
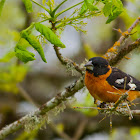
[74, 106, 140, 117]
[0, 77, 84, 139]
[103, 16, 140, 65]
[53, 45, 83, 75]
[108, 38, 140, 65]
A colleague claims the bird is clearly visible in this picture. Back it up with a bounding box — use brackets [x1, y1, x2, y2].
[84, 57, 140, 103]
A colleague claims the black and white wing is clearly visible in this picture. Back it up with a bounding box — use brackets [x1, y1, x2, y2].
[106, 67, 140, 91]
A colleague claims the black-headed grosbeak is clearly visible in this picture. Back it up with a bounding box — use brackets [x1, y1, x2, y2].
[84, 57, 140, 103]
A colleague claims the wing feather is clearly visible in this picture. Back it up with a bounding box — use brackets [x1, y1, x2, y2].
[106, 67, 140, 91]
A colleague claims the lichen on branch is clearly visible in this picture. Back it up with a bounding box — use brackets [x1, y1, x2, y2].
[103, 16, 140, 65]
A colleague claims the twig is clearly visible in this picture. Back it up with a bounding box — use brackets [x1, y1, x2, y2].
[52, 28, 83, 74]
[31, 0, 50, 13]
[51, 20, 83, 75]
[111, 92, 128, 111]
[55, 1, 84, 18]
[73, 106, 109, 110]
[50, 21, 83, 75]
[73, 106, 140, 117]
[54, 46, 83, 74]
[104, 16, 140, 65]
[110, 115, 112, 134]
[52, 0, 68, 16]
[126, 102, 133, 120]
[131, 110, 140, 115]
[99, 116, 107, 124]
[108, 38, 140, 65]
[53, 45, 67, 65]
[111, 84, 136, 111]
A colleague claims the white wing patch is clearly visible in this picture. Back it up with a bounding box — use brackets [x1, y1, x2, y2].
[115, 78, 124, 84]
[128, 77, 137, 90]
[128, 84, 136, 90]
[115, 77, 137, 90]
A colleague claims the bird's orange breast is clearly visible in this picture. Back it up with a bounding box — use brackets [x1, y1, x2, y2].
[85, 67, 140, 102]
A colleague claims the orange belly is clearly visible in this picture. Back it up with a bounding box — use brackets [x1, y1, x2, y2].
[85, 71, 140, 102]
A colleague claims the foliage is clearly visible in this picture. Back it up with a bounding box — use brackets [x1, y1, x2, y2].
[35, 23, 65, 48]
[22, 0, 33, 13]
[103, 0, 124, 23]
[15, 40, 36, 63]
[21, 30, 47, 62]
[9, 0, 124, 63]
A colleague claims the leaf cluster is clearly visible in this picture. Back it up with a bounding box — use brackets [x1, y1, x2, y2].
[0, 0, 124, 63]
[11, 0, 124, 63]
[103, 0, 124, 23]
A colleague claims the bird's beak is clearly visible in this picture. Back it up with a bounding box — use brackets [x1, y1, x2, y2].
[84, 61, 93, 70]
[84, 61, 93, 67]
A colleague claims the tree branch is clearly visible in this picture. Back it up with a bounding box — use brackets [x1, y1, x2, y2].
[51, 20, 83, 75]
[111, 92, 128, 111]
[18, 83, 71, 140]
[108, 38, 140, 65]
[54, 46, 83, 74]
[0, 77, 84, 139]
[131, 110, 140, 115]
[103, 16, 140, 65]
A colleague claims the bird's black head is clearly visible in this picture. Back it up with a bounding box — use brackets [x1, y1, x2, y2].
[84, 57, 110, 77]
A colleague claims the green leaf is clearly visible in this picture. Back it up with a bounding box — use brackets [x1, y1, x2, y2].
[35, 23, 66, 48]
[80, 0, 94, 15]
[22, 0, 33, 13]
[103, 1, 112, 17]
[21, 31, 47, 62]
[84, 0, 98, 11]
[15, 43, 35, 63]
[106, 7, 123, 24]
[0, 0, 6, 16]
[103, 0, 124, 23]
[80, 2, 87, 15]
[113, 0, 123, 8]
